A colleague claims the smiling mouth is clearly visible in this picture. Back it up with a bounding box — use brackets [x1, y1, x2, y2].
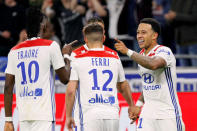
[138, 40, 144, 45]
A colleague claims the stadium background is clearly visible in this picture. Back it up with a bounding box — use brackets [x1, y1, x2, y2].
[0, 0, 197, 130]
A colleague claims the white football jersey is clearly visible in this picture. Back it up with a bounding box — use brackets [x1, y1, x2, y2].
[5, 38, 65, 121]
[138, 45, 182, 120]
[70, 44, 125, 125]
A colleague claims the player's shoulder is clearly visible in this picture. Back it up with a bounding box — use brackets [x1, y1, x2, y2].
[154, 45, 173, 55]
[11, 38, 54, 51]
[104, 46, 118, 56]
[71, 45, 119, 59]
[72, 44, 87, 56]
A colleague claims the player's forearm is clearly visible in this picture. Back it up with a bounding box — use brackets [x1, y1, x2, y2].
[66, 83, 76, 118]
[131, 52, 158, 70]
[64, 58, 71, 82]
[66, 94, 75, 118]
[138, 92, 144, 103]
[120, 81, 134, 107]
[4, 86, 13, 117]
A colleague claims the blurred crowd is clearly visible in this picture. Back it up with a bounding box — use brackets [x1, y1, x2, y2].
[0, 0, 197, 67]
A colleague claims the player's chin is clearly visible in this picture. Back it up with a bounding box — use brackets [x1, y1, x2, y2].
[138, 44, 144, 49]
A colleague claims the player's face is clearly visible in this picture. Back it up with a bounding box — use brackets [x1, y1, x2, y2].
[137, 23, 156, 49]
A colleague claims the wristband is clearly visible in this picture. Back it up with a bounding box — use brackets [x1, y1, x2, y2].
[136, 100, 144, 107]
[5, 117, 12, 122]
[63, 54, 71, 61]
[127, 49, 134, 57]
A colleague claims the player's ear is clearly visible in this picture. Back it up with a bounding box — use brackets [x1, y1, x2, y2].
[84, 36, 88, 43]
[152, 32, 158, 40]
[102, 35, 106, 43]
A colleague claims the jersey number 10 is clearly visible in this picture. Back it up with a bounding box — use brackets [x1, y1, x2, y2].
[17, 61, 39, 85]
[89, 69, 113, 91]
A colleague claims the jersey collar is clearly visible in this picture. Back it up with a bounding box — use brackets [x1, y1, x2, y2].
[26, 37, 41, 41]
[84, 44, 105, 51]
[144, 45, 160, 56]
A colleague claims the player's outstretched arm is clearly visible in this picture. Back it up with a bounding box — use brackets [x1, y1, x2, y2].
[66, 80, 78, 131]
[4, 74, 15, 131]
[117, 80, 139, 121]
[114, 39, 166, 70]
[56, 40, 78, 84]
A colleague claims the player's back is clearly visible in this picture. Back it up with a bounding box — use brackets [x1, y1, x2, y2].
[6, 38, 64, 121]
[70, 45, 125, 123]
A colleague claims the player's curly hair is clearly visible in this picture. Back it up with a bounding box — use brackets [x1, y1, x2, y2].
[140, 18, 161, 37]
[26, 7, 46, 38]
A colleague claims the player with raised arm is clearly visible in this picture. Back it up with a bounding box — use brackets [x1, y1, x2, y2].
[115, 18, 185, 131]
[4, 7, 73, 131]
[66, 23, 138, 131]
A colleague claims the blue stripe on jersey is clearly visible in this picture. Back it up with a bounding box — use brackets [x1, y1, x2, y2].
[77, 86, 84, 131]
[165, 67, 182, 131]
[52, 121, 55, 131]
[50, 69, 55, 121]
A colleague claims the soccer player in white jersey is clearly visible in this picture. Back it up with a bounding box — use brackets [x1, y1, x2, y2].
[66, 23, 139, 131]
[4, 8, 73, 131]
[115, 18, 185, 131]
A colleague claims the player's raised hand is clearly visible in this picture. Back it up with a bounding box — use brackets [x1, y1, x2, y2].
[114, 38, 128, 55]
[66, 117, 76, 131]
[4, 122, 14, 131]
[62, 40, 78, 55]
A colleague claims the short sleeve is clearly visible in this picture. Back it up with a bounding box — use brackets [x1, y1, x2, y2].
[70, 52, 76, 61]
[155, 47, 173, 66]
[69, 60, 79, 80]
[50, 41, 65, 70]
[117, 58, 126, 82]
[5, 51, 15, 75]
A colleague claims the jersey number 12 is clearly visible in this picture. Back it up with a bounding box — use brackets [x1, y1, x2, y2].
[89, 69, 113, 91]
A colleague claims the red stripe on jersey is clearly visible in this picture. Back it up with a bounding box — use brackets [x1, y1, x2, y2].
[73, 45, 87, 55]
[148, 45, 163, 56]
[148, 53, 155, 56]
[73, 45, 118, 57]
[11, 39, 53, 50]
[104, 46, 118, 56]
[154, 45, 163, 52]
[75, 51, 119, 59]
[139, 49, 145, 54]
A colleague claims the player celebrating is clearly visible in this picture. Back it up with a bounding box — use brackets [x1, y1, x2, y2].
[66, 23, 138, 131]
[4, 8, 72, 131]
[115, 18, 185, 131]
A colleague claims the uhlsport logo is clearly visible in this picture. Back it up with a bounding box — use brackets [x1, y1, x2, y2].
[89, 94, 115, 105]
[142, 73, 154, 84]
